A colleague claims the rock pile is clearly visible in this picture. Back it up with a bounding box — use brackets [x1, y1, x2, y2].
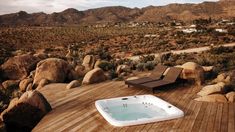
[82, 68, 107, 85]
[33, 58, 77, 87]
[195, 72, 235, 103]
[1, 54, 40, 80]
[0, 90, 51, 131]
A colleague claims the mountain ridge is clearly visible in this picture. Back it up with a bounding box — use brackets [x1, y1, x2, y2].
[0, 1, 234, 26]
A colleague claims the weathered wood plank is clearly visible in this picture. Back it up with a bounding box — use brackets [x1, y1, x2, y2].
[33, 81, 235, 132]
[221, 103, 228, 132]
[205, 104, 218, 132]
[198, 103, 213, 132]
[214, 103, 224, 132]
[228, 103, 235, 132]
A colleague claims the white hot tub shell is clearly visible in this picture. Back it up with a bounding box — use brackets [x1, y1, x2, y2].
[95, 95, 184, 127]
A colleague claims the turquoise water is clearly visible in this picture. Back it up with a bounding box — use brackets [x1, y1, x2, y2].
[107, 103, 168, 121]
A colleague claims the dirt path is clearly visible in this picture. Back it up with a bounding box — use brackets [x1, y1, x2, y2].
[127, 42, 235, 61]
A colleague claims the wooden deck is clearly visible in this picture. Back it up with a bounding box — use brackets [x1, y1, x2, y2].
[33, 81, 235, 132]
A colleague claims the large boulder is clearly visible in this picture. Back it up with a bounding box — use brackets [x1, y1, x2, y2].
[19, 78, 33, 92]
[94, 60, 102, 69]
[194, 94, 227, 103]
[197, 82, 226, 96]
[33, 58, 77, 87]
[212, 73, 231, 84]
[38, 79, 49, 88]
[226, 92, 235, 102]
[179, 62, 205, 85]
[2, 80, 20, 90]
[82, 55, 96, 71]
[202, 66, 214, 72]
[116, 65, 131, 75]
[74, 65, 87, 77]
[66, 80, 80, 89]
[82, 68, 107, 85]
[1, 54, 40, 80]
[33, 53, 48, 60]
[1, 90, 51, 131]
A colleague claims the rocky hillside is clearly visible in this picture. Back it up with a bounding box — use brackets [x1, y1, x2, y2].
[0, 1, 234, 26]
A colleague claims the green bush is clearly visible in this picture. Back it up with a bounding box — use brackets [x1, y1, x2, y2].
[98, 61, 115, 71]
[144, 61, 156, 71]
[108, 70, 118, 79]
[139, 55, 155, 63]
[136, 63, 145, 71]
[209, 46, 233, 54]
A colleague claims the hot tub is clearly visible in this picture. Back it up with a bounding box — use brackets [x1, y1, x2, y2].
[95, 95, 184, 127]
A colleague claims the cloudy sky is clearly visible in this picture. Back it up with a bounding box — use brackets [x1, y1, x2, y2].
[0, 0, 218, 15]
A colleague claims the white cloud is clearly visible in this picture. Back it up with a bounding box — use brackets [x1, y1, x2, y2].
[0, 0, 218, 15]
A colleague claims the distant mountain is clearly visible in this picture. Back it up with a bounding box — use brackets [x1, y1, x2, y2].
[0, 1, 234, 26]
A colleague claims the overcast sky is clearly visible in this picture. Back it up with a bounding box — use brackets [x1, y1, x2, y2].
[0, 0, 218, 15]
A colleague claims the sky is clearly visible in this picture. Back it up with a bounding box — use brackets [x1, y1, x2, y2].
[0, 0, 218, 15]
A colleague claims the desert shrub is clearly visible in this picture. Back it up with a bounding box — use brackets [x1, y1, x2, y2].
[228, 25, 235, 36]
[136, 63, 145, 71]
[196, 48, 235, 71]
[86, 45, 112, 61]
[133, 50, 144, 55]
[158, 40, 168, 45]
[0, 48, 12, 65]
[115, 58, 136, 70]
[209, 46, 234, 54]
[99, 51, 112, 61]
[144, 61, 156, 71]
[108, 70, 118, 79]
[176, 38, 186, 45]
[139, 55, 155, 63]
[0, 89, 11, 112]
[98, 61, 115, 71]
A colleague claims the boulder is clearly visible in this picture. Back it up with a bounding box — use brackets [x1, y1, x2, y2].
[179, 62, 205, 85]
[82, 68, 107, 85]
[33, 58, 76, 87]
[224, 76, 231, 84]
[82, 55, 96, 71]
[1, 90, 51, 131]
[94, 60, 102, 68]
[29, 70, 36, 79]
[26, 83, 33, 91]
[213, 73, 231, 84]
[18, 91, 52, 112]
[66, 80, 80, 89]
[2, 80, 20, 90]
[217, 73, 226, 81]
[226, 92, 235, 102]
[194, 94, 227, 103]
[38, 79, 50, 88]
[213, 73, 226, 83]
[33, 53, 48, 60]
[75, 65, 86, 77]
[116, 65, 131, 75]
[202, 66, 214, 72]
[197, 82, 226, 96]
[19, 78, 33, 92]
[1, 54, 40, 80]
